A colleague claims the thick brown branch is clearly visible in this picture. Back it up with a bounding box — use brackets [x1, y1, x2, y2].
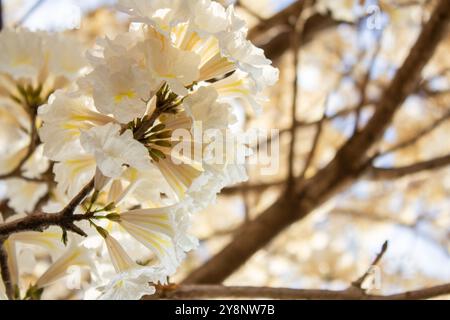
[155, 283, 450, 300]
[222, 180, 285, 195]
[248, 0, 304, 40]
[183, 0, 450, 284]
[259, 12, 349, 62]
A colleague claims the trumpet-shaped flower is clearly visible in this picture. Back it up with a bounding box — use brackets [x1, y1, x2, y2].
[115, 207, 179, 272]
[103, 233, 136, 273]
[35, 242, 92, 288]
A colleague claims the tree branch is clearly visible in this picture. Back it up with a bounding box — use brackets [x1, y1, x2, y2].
[0, 179, 94, 239]
[0, 0, 4, 31]
[248, 0, 304, 40]
[0, 240, 13, 300]
[182, 0, 450, 285]
[14, 0, 46, 27]
[352, 241, 388, 290]
[367, 154, 450, 180]
[0, 111, 39, 181]
[379, 110, 450, 155]
[287, 2, 309, 189]
[154, 283, 450, 300]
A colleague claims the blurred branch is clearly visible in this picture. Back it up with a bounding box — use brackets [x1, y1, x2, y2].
[0, 111, 39, 181]
[15, 0, 46, 27]
[0, 0, 3, 31]
[380, 110, 450, 155]
[287, 2, 309, 189]
[333, 208, 449, 257]
[236, 0, 266, 22]
[222, 180, 285, 195]
[154, 283, 450, 300]
[248, 0, 304, 40]
[0, 240, 14, 299]
[299, 102, 327, 180]
[247, 0, 350, 62]
[259, 12, 351, 62]
[183, 0, 450, 285]
[353, 32, 384, 134]
[368, 154, 450, 180]
[0, 201, 16, 222]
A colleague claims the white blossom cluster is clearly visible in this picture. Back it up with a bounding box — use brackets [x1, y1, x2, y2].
[0, 0, 278, 300]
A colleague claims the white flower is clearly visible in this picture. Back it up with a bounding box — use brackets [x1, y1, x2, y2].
[35, 242, 92, 288]
[0, 284, 7, 300]
[3, 228, 67, 290]
[98, 265, 167, 300]
[210, 69, 266, 114]
[189, 0, 228, 35]
[136, 33, 200, 95]
[46, 33, 88, 80]
[116, 206, 180, 272]
[0, 29, 87, 82]
[80, 123, 151, 178]
[119, 167, 177, 206]
[4, 179, 48, 214]
[39, 91, 114, 160]
[9, 228, 65, 253]
[117, 0, 191, 35]
[53, 153, 97, 197]
[103, 233, 136, 273]
[184, 86, 236, 130]
[95, 232, 169, 300]
[82, 60, 155, 123]
[218, 7, 279, 91]
[0, 29, 45, 80]
[3, 239, 19, 289]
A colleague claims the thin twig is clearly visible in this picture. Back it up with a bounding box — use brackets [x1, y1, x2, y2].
[352, 241, 389, 290]
[379, 110, 450, 156]
[298, 100, 327, 180]
[14, 0, 46, 27]
[367, 153, 450, 180]
[353, 31, 384, 134]
[0, 0, 4, 31]
[0, 111, 39, 181]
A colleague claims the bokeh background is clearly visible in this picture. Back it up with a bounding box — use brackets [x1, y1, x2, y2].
[1, 0, 449, 298]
